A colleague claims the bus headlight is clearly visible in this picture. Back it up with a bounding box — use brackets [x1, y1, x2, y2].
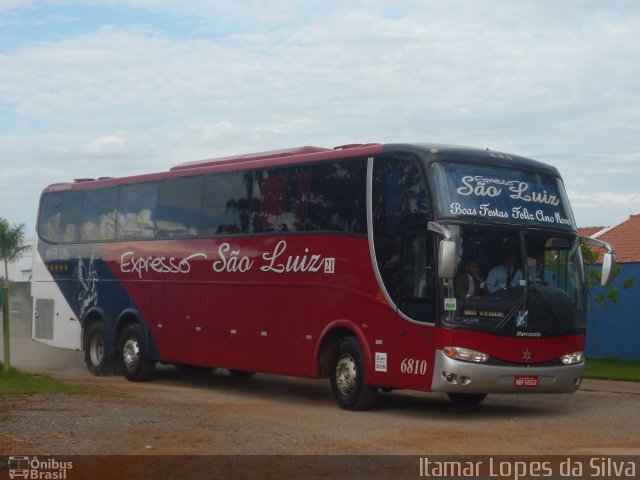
[443, 347, 489, 364]
[560, 351, 584, 365]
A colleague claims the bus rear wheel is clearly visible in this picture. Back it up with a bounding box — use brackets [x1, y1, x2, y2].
[330, 337, 377, 411]
[118, 324, 155, 381]
[447, 393, 487, 405]
[83, 322, 112, 376]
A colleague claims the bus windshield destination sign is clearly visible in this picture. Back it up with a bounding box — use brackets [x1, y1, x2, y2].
[431, 162, 575, 229]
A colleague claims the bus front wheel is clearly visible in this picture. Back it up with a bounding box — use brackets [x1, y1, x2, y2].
[329, 337, 377, 411]
[118, 324, 155, 381]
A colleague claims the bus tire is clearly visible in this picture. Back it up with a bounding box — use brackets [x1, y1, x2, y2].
[330, 337, 377, 411]
[83, 322, 112, 376]
[118, 323, 155, 381]
[228, 369, 255, 378]
[447, 393, 487, 405]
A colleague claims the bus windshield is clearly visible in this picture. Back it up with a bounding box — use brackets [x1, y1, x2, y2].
[430, 162, 576, 231]
[442, 225, 585, 336]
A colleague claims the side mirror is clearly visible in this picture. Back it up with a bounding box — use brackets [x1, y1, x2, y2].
[579, 236, 617, 287]
[438, 239, 456, 279]
[428, 222, 456, 279]
[601, 252, 617, 287]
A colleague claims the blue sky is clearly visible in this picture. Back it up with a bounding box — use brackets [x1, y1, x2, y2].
[1, 0, 640, 234]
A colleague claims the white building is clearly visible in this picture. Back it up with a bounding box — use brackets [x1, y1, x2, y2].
[5, 237, 34, 282]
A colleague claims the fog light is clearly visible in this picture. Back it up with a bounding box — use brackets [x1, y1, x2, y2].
[443, 346, 489, 364]
[442, 371, 458, 384]
[560, 351, 584, 365]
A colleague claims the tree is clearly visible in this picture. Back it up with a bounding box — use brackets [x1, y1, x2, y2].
[0, 218, 31, 372]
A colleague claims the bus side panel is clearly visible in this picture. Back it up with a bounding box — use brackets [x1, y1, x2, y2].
[336, 294, 439, 393]
[379, 321, 438, 391]
[252, 285, 312, 377]
[160, 283, 209, 365]
[205, 284, 258, 372]
[31, 249, 83, 350]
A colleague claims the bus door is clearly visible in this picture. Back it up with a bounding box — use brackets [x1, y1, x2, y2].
[371, 156, 436, 388]
[393, 227, 437, 389]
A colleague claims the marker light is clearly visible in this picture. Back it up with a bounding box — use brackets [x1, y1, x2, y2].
[560, 351, 584, 365]
[443, 346, 489, 364]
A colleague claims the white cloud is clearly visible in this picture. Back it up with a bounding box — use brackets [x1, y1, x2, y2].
[1, 1, 640, 231]
[596, 192, 640, 205]
[84, 134, 127, 157]
[0, 0, 32, 15]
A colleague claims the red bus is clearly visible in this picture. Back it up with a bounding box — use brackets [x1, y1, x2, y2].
[31, 143, 615, 409]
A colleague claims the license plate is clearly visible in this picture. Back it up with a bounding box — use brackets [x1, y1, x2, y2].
[514, 376, 539, 387]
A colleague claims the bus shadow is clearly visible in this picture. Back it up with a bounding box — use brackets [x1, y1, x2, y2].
[373, 390, 569, 419]
[148, 366, 568, 419]
[151, 366, 335, 405]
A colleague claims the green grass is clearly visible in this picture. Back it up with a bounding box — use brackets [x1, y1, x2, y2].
[584, 358, 640, 383]
[0, 364, 99, 396]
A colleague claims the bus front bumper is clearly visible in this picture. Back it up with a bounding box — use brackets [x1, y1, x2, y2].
[431, 350, 584, 394]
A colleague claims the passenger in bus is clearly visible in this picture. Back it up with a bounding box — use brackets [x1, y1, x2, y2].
[454, 259, 485, 299]
[485, 251, 524, 294]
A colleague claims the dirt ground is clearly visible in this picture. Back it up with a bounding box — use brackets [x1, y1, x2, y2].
[2, 333, 640, 479]
[2, 336, 640, 459]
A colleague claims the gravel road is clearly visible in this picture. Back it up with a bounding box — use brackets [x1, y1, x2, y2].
[2, 336, 640, 457]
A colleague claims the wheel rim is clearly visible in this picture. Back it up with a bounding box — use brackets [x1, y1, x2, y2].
[122, 337, 141, 371]
[335, 353, 357, 395]
[89, 334, 105, 366]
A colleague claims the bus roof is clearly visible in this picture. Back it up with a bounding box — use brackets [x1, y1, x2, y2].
[41, 142, 560, 193]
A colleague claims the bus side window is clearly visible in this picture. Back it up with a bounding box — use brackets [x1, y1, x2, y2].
[38, 193, 63, 243]
[80, 188, 117, 241]
[253, 167, 308, 233]
[156, 176, 203, 238]
[59, 191, 84, 243]
[400, 232, 435, 322]
[306, 159, 367, 234]
[116, 183, 158, 239]
[372, 157, 431, 312]
[200, 172, 252, 236]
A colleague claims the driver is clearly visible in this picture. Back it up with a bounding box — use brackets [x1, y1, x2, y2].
[485, 250, 523, 294]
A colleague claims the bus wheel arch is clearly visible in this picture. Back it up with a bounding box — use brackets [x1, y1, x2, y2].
[317, 325, 360, 378]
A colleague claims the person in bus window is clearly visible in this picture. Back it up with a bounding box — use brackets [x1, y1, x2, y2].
[485, 250, 523, 294]
[454, 259, 485, 299]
